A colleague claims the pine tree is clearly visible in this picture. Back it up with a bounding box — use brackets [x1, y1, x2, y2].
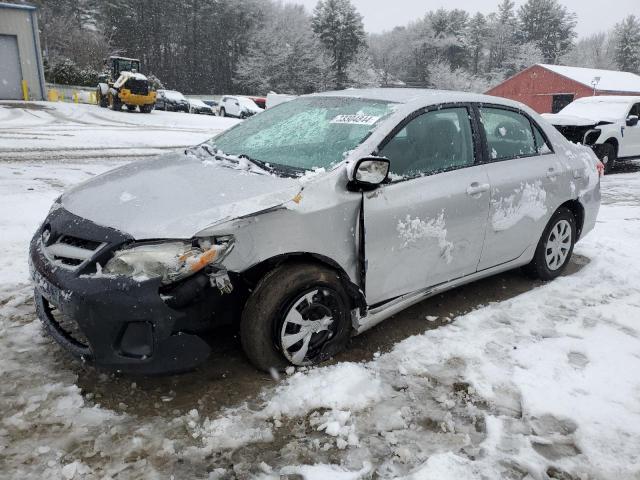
[614, 15, 640, 73]
[236, 4, 327, 94]
[312, 0, 366, 89]
[518, 0, 577, 64]
[468, 13, 488, 75]
[487, 0, 518, 73]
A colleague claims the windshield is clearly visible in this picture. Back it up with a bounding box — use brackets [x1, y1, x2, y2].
[207, 96, 396, 171]
[559, 100, 630, 121]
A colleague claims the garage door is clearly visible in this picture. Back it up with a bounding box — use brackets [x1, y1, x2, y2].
[0, 34, 23, 100]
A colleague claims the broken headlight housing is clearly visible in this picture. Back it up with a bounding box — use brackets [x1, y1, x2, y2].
[103, 237, 234, 284]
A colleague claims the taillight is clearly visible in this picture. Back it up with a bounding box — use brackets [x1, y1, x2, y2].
[596, 161, 605, 177]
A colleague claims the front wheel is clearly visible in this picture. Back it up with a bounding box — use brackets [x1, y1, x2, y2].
[219, 107, 226, 117]
[240, 263, 352, 372]
[523, 207, 576, 281]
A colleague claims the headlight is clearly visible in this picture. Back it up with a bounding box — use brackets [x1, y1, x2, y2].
[103, 237, 234, 284]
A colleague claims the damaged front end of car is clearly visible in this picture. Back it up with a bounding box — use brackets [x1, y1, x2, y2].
[29, 207, 245, 374]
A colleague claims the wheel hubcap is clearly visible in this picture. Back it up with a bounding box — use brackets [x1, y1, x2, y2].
[280, 289, 338, 366]
[545, 219, 572, 271]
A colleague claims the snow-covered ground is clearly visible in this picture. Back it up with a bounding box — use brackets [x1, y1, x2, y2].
[0, 101, 238, 161]
[1, 103, 640, 478]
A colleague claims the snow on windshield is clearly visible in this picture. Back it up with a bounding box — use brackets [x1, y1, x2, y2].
[207, 97, 396, 172]
[559, 100, 630, 121]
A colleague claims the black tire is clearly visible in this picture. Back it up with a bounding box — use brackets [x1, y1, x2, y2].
[240, 263, 352, 372]
[140, 104, 153, 114]
[523, 207, 576, 281]
[220, 107, 226, 117]
[110, 94, 122, 111]
[97, 90, 108, 108]
[125, 104, 137, 112]
[596, 142, 617, 174]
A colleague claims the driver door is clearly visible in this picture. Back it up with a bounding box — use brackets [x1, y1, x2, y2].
[364, 106, 491, 304]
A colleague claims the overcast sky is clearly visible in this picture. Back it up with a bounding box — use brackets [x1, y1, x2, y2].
[285, 0, 636, 37]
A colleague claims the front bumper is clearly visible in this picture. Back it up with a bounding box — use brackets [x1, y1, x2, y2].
[119, 89, 156, 106]
[29, 208, 241, 374]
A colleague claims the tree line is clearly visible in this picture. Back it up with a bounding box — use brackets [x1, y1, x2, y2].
[17, 0, 640, 94]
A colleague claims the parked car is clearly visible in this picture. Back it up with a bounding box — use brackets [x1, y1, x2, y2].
[266, 92, 297, 109]
[188, 98, 215, 115]
[543, 96, 640, 173]
[30, 89, 601, 374]
[249, 96, 267, 109]
[219, 96, 264, 118]
[202, 99, 219, 111]
[155, 89, 189, 112]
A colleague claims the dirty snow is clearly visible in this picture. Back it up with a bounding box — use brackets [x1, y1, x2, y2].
[1, 143, 640, 476]
[491, 181, 548, 231]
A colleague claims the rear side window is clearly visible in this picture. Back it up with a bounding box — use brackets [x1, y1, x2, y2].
[630, 103, 640, 117]
[480, 107, 537, 160]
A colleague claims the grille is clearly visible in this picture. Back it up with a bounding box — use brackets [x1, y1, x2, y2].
[43, 234, 105, 270]
[48, 303, 90, 348]
[125, 79, 149, 95]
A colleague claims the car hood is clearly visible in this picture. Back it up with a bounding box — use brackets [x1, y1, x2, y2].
[542, 113, 615, 127]
[60, 152, 301, 239]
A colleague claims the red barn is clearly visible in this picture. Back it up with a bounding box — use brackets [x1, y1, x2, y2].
[486, 64, 640, 114]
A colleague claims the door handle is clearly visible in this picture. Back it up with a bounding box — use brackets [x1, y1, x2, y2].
[546, 167, 558, 179]
[466, 182, 490, 196]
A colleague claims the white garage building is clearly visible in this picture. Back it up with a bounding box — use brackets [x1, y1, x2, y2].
[0, 2, 45, 100]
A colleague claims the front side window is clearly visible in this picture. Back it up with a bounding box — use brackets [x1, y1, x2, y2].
[480, 107, 537, 160]
[630, 103, 640, 118]
[379, 107, 475, 179]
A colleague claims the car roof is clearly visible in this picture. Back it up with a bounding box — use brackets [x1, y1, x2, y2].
[312, 88, 506, 106]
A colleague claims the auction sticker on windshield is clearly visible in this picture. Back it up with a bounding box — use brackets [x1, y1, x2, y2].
[330, 114, 381, 125]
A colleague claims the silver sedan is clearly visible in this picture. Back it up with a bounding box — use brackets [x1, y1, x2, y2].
[30, 89, 601, 374]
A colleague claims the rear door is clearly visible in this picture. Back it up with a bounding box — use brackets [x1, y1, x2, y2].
[476, 105, 565, 271]
[364, 105, 491, 304]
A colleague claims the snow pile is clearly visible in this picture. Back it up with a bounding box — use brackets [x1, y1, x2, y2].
[491, 181, 548, 231]
[397, 212, 453, 262]
[1, 158, 640, 478]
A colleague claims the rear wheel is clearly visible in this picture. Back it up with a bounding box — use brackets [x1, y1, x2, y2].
[97, 89, 108, 108]
[125, 104, 137, 112]
[596, 143, 617, 174]
[240, 263, 352, 372]
[140, 104, 153, 114]
[110, 94, 122, 111]
[523, 207, 576, 281]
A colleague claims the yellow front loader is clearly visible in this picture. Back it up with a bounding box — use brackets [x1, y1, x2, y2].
[96, 57, 156, 113]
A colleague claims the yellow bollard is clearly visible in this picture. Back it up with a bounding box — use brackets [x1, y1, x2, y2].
[73, 91, 79, 103]
[47, 89, 59, 102]
[21, 80, 29, 101]
[89, 92, 96, 104]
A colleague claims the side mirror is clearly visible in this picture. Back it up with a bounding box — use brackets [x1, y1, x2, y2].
[349, 157, 390, 190]
[626, 115, 639, 127]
